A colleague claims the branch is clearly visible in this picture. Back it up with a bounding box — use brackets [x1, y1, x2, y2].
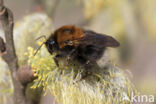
[0, 2, 18, 73]
[0, 0, 3, 11]
[0, 1, 27, 104]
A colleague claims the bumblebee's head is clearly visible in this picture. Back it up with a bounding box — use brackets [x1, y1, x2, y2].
[45, 36, 57, 54]
[34, 35, 57, 56]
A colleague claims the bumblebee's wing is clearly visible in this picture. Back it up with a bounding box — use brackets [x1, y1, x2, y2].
[77, 30, 120, 61]
[81, 30, 120, 48]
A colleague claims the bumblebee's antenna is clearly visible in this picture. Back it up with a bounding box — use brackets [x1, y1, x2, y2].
[34, 35, 47, 56]
[35, 35, 47, 41]
[34, 42, 46, 56]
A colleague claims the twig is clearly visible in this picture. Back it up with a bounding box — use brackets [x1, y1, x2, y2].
[0, 7, 18, 69]
[0, 0, 26, 104]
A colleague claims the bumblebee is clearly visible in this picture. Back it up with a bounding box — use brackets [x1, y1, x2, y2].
[43, 25, 120, 67]
[35, 25, 119, 71]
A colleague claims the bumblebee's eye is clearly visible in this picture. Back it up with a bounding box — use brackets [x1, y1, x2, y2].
[50, 41, 55, 45]
[45, 40, 55, 54]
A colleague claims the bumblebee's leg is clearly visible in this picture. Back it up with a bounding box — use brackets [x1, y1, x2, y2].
[65, 48, 77, 66]
[74, 60, 93, 82]
[74, 69, 92, 83]
[82, 61, 93, 78]
[80, 70, 92, 81]
[53, 54, 64, 67]
[54, 55, 59, 67]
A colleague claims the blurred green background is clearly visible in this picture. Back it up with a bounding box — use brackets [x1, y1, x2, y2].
[0, 0, 156, 104]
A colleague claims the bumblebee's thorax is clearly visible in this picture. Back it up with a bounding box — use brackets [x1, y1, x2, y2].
[53, 25, 84, 49]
